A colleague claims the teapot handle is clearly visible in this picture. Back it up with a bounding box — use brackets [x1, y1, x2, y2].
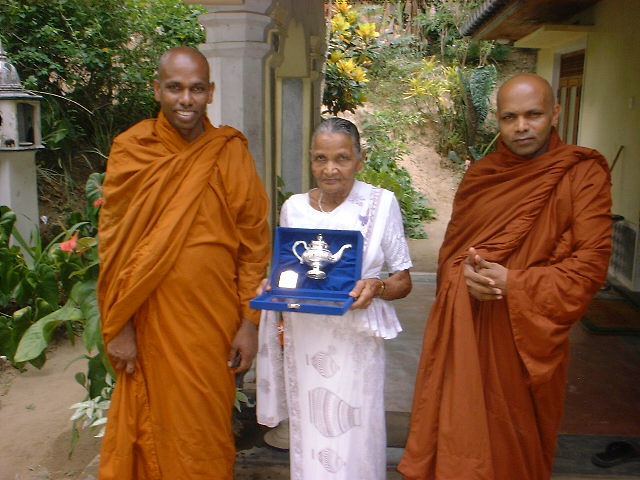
[292, 241, 307, 263]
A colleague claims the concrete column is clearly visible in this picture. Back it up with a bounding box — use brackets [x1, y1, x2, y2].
[0, 149, 39, 243]
[197, 6, 275, 179]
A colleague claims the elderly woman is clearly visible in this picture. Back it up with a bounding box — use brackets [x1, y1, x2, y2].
[256, 117, 412, 479]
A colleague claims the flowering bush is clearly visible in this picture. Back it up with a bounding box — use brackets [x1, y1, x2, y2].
[323, 0, 381, 114]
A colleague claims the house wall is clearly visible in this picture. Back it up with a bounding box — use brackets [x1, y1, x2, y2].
[577, 0, 640, 227]
[534, 0, 640, 226]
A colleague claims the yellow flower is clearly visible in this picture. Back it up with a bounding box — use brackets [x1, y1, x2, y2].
[345, 10, 358, 24]
[329, 50, 345, 64]
[331, 13, 350, 35]
[335, 0, 352, 15]
[351, 66, 368, 83]
[355, 22, 380, 40]
[336, 58, 356, 74]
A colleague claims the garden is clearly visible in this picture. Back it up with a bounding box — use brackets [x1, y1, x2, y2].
[0, 1, 533, 477]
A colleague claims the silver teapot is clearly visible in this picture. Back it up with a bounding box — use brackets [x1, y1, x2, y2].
[292, 234, 352, 280]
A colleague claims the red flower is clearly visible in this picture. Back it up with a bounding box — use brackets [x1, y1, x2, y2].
[60, 232, 79, 253]
[93, 197, 105, 207]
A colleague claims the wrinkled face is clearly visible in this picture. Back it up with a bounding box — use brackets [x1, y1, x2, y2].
[310, 132, 363, 198]
[497, 81, 560, 159]
[153, 53, 214, 142]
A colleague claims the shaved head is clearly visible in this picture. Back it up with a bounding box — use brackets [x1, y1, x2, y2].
[496, 73, 560, 159]
[153, 46, 214, 142]
[157, 46, 210, 82]
[497, 74, 555, 112]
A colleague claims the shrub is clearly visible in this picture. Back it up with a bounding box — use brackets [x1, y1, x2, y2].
[0, 0, 205, 168]
[357, 110, 436, 239]
[323, 0, 381, 114]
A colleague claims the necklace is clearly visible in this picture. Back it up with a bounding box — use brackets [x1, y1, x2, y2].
[318, 190, 328, 213]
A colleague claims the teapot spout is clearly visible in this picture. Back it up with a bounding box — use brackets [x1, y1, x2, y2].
[329, 243, 352, 263]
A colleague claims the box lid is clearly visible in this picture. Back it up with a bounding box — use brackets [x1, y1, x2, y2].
[250, 226, 363, 315]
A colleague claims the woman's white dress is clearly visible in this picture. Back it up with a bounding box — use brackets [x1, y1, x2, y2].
[257, 180, 412, 479]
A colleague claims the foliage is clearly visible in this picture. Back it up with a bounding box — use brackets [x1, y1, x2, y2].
[360, 1, 509, 167]
[0, 0, 205, 168]
[0, 173, 109, 453]
[0, 199, 102, 367]
[323, 0, 381, 115]
[403, 57, 498, 160]
[357, 110, 436, 238]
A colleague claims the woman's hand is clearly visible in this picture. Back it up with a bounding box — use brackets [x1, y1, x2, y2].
[256, 278, 270, 295]
[349, 278, 384, 309]
[349, 269, 412, 310]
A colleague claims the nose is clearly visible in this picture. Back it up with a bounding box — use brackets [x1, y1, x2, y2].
[324, 160, 339, 173]
[178, 88, 193, 107]
[515, 116, 528, 132]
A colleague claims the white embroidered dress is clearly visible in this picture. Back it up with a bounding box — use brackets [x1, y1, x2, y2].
[257, 180, 412, 480]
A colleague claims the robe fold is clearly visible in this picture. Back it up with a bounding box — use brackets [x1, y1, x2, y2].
[97, 112, 270, 479]
[398, 130, 612, 480]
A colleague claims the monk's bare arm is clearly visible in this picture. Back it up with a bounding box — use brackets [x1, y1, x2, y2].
[228, 318, 258, 374]
[107, 319, 137, 374]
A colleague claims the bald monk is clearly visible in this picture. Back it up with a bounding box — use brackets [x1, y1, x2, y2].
[97, 46, 270, 479]
[399, 74, 612, 479]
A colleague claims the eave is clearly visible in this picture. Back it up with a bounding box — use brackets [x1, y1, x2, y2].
[460, 0, 601, 42]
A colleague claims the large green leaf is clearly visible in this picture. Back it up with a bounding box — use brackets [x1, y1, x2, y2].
[0, 307, 33, 363]
[0, 207, 17, 245]
[14, 301, 82, 363]
[72, 280, 101, 352]
[0, 314, 17, 360]
[469, 64, 497, 125]
[85, 172, 105, 205]
[34, 263, 60, 308]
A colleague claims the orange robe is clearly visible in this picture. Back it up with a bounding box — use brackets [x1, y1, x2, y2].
[399, 131, 612, 480]
[97, 112, 270, 479]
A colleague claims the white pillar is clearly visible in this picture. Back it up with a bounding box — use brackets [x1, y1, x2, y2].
[198, 6, 275, 179]
[0, 149, 39, 243]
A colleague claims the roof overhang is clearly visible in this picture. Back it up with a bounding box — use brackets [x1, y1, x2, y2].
[460, 0, 601, 42]
[514, 24, 592, 49]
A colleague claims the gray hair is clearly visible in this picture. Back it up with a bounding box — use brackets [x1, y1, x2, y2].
[312, 117, 362, 155]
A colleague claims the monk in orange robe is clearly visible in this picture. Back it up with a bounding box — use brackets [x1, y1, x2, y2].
[399, 74, 612, 479]
[97, 47, 270, 479]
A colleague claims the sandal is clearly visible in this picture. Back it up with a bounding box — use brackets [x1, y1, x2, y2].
[591, 441, 640, 468]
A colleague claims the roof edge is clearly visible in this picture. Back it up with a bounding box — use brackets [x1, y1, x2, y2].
[459, 0, 510, 37]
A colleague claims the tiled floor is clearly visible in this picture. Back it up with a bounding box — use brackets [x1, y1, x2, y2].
[562, 325, 640, 436]
[232, 277, 640, 479]
[84, 276, 640, 479]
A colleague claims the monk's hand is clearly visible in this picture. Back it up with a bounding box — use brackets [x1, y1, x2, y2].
[107, 319, 137, 374]
[349, 278, 382, 310]
[463, 248, 505, 301]
[228, 318, 258, 374]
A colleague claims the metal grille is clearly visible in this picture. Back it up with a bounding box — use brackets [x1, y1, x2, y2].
[610, 220, 640, 291]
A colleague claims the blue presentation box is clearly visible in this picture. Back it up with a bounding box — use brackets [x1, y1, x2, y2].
[250, 226, 363, 315]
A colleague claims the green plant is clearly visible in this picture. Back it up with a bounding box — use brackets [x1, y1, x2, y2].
[0, 0, 206, 170]
[357, 110, 436, 238]
[403, 57, 498, 162]
[323, 0, 381, 114]
[0, 203, 100, 366]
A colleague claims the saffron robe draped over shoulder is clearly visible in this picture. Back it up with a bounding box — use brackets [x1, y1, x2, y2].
[97, 112, 270, 480]
[398, 131, 612, 480]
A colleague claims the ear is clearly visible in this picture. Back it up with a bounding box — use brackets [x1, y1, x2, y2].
[356, 150, 365, 172]
[207, 82, 215, 104]
[552, 103, 561, 126]
[153, 79, 161, 102]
